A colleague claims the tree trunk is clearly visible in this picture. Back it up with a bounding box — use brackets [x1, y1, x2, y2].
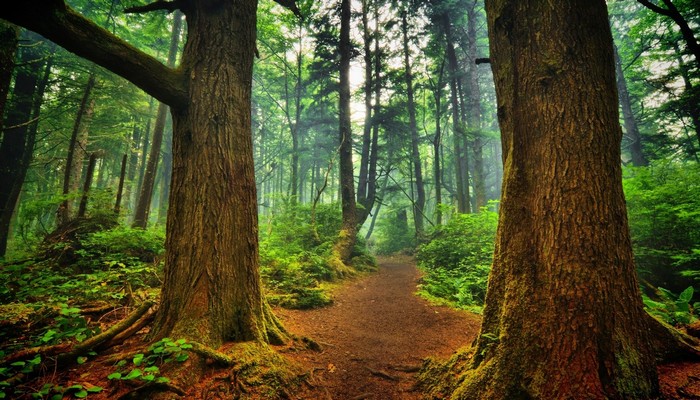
[454, 1, 659, 398]
[614, 44, 647, 166]
[115, 154, 127, 214]
[443, 14, 470, 214]
[401, 7, 426, 239]
[334, 0, 358, 263]
[133, 12, 182, 228]
[0, 35, 49, 256]
[58, 72, 96, 226]
[77, 152, 98, 218]
[466, 1, 486, 210]
[357, 0, 373, 225]
[151, 0, 285, 348]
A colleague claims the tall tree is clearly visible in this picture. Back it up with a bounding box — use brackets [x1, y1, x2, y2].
[0, 0, 300, 377]
[446, 1, 659, 397]
[613, 43, 648, 166]
[400, 4, 426, 238]
[334, 0, 358, 263]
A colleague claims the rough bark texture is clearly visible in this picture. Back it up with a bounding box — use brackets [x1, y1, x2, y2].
[151, 0, 281, 348]
[451, 1, 659, 398]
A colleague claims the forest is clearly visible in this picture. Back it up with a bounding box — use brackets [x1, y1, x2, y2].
[0, 0, 699, 399]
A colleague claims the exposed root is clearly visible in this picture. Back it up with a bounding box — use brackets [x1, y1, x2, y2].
[647, 313, 700, 363]
[367, 367, 400, 381]
[264, 301, 290, 345]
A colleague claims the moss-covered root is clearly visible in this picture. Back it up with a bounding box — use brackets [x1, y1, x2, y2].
[196, 342, 303, 399]
[646, 313, 700, 362]
[415, 346, 475, 399]
[148, 342, 303, 399]
[263, 301, 290, 345]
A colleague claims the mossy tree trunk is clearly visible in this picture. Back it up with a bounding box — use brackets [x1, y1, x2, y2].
[458, 1, 660, 398]
[0, 0, 292, 350]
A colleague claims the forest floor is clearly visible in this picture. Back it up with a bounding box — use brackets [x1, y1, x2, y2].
[276, 254, 481, 400]
[276, 255, 700, 400]
[11, 255, 700, 399]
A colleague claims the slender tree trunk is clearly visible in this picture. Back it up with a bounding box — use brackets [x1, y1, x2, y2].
[443, 15, 470, 213]
[358, 0, 373, 223]
[58, 72, 96, 226]
[431, 59, 446, 226]
[115, 154, 127, 214]
[451, 1, 659, 397]
[466, 1, 486, 210]
[614, 44, 647, 166]
[77, 153, 97, 218]
[334, 0, 358, 263]
[152, 0, 284, 348]
[401, 7, 426, 238]
[133, 11, 182, 228]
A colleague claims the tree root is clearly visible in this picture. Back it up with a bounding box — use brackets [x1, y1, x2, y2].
[367, 367, 400, 381]
[1, 300, 154, 368]
[647, 313, 700, 363]
[101, 305, 156, 349]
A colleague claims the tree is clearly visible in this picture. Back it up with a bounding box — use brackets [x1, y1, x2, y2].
[334, 0, 358, 263]
[0, 0, 299, 364]
[439, 1, 659, 397]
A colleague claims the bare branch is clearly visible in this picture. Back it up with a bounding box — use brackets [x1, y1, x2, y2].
[272, 0, 302, 19]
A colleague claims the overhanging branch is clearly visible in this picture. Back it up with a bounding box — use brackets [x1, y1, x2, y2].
[124, 0, 181, 14]
[272, 0, 302, 19]
[0, 0, 188, 109]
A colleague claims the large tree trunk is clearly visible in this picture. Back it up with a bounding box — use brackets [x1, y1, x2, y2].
[357, 0, 374, 225]
[152, 0, 284, 347]
[0, 21, 17, 120]
[448, 1, 659, 398]
[333, 0, 358, 264]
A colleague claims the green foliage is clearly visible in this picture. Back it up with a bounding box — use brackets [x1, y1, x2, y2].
[372, 207, 415, 255]
[415, 205, 498, 312]
[108, 338, 190, 387]
[623, 162, 700, 295]
[643, 286, 699, 327]
[260, 202, 339, 309]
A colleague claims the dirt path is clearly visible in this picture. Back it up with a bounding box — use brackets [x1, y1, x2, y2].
[276, 255, 481, 400]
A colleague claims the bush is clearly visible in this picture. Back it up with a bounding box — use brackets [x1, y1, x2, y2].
[623, 161, 700, 296]
[415, 204, 498, 312]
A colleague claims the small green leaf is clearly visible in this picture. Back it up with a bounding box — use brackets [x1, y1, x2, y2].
[107, 372, 122, 380]
[679, 286, 694, 303]
[123, 368, 143, 380]
[87, 386, 102, 393]
[155, 377, 170, 383]
[175, 353, 189, 362]
[144, 366, 159, 373]
[10, 361, 25, 367]
[132, 354, 144, 366]
[142, 374, 155, 382]
[74, 389, 88, 398]
[77, 356, 87, 365]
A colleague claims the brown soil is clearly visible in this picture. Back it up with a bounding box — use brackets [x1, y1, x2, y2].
[276, 255, 481, 399]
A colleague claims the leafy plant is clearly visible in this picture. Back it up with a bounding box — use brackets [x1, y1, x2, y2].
[107, 338, 191, 386]
[415, 204, 499, 312]
[643, 286, 698, 326]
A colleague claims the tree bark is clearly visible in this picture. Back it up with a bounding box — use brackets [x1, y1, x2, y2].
[0, 21, 18, 122]
[455, 1, 659, 398]
[357, 0, 374, 225]
[466, 1, 486, 210]
[334, 0, 358, 263]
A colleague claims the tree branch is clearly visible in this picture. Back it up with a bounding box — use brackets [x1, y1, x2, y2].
[636, 0, 672, 17]
[124, 0, 181, 14]
[272, 0, 302, 19]
[0, 1, 188, 109]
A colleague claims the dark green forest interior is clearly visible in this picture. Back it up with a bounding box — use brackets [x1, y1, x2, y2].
[1, 0, 700, 399]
